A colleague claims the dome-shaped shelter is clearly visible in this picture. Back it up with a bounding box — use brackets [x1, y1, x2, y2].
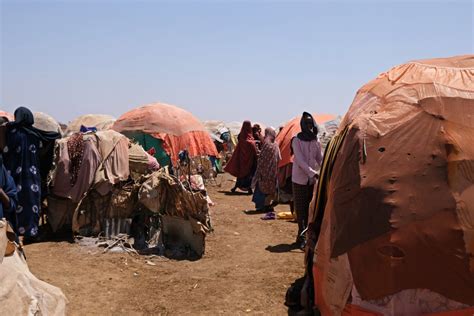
[112, 102, 218, 166]
[65, 114, 115, 136]
[308, 55, 474, 315]
[33, 112, 62, 135]
[0, 110, 13, 122]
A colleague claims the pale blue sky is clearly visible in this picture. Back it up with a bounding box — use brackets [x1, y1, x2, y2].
[1, 0, 473, 126]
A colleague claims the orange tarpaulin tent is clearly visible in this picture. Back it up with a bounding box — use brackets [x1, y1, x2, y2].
[0, 111, 14, 122]
[112, 102, 218, 164]
[276, 113, 336, 168]
[308, 55, 474, 316]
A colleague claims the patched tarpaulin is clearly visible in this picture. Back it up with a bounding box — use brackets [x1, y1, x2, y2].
[112, 103, 218, 164]
[310, 55, 474, 316]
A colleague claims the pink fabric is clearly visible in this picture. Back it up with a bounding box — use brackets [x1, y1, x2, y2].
[291, 137, 323, 185]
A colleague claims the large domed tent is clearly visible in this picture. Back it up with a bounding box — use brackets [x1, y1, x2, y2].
[307, 55, 474, 315]
[112, 102, 218, 166]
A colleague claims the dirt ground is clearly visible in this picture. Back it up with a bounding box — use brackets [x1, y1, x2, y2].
[24, 174, 305, 315]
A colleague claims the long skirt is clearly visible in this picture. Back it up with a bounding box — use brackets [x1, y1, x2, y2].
[292, 182, 314, 237]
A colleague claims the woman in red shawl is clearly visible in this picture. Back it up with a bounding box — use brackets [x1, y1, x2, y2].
[225, 121, 258, 194]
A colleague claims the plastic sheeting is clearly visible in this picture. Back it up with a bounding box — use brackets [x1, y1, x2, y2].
[112, 103, 218, 164]
[310, 55, 474, 316]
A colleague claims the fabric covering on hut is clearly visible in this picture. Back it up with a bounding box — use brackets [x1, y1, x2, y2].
[65, 114, 115, 136]
[112, 102, 218, 167]
[306, 55, 474, 316]
[33, 112, 62, 135]
[47, 130, 131, 235]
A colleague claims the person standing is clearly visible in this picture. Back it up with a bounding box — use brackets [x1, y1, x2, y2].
[292, 112, 323, 248]
[0, 154, 18, 221]
[225, 121, 258, 194]
[3, 107, 60, 241]
[252, 127, 281, 218]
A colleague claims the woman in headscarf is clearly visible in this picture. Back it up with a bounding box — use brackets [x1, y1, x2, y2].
[3, 107, 60, 241]
[0, 154, 18, 221]
[291, 112, 323, 248]
[225, 121, 258, 194]
[252, 124, 264, 151]
[252, 127, 281, 219]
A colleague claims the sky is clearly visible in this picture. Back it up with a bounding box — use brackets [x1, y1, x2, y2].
[1, 0, 473, 126]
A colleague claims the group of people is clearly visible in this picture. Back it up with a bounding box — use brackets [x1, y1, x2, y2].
[225, 112, 323, 248]
[0, 107, 61, 243]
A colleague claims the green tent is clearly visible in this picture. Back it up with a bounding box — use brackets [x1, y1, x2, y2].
[123, 131, 171, 167]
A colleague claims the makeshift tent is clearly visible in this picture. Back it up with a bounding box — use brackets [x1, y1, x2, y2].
[65, 114, 115, 136]
[307, 55, 474, 316]
[48, 130, 131, 234]
[33, 111, 62, 135]
[0, 110, 13, 122]
[112, 102, 218, 166]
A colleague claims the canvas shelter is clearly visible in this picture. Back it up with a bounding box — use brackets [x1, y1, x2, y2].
[112, 102, 218, 167]
[33, 111, 62, 135]
[65, 114, 115, 136]
[307, 55, 474, 315]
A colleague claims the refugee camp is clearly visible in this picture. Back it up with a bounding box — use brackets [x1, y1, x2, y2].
[1, 1, 473, 315]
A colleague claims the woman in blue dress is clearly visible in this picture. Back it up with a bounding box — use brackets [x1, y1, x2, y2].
[3, 107, 60, 241]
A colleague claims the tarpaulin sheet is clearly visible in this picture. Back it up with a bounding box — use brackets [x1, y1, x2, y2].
[0, 110, 13, 121]
[276, 113, 336, 168]
[112, 103, 217, 163]
[310, 55, 474, 315]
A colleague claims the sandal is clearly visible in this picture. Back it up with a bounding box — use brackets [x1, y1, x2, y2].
[261, 212, 276, 220]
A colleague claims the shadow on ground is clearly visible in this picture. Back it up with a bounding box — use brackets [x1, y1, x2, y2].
[265, 243, 300, 253]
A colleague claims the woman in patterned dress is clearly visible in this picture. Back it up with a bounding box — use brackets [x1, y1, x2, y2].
[3, 107, 60, 241]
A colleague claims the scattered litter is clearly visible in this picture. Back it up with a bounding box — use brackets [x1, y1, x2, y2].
[145, 260, 156, 266]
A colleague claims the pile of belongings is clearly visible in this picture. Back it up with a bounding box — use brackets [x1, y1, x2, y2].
[0, 219, 67, 315]
[304, 55, 474, 316]
[317, 116, 341, 150]
[139, 171, 212, 257]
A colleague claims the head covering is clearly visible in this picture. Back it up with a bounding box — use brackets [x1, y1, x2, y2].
[297, 112, 318, 141]
[13, 107, 34, 126]
[224, 120, 258, 178]
[238, 121, 254, 142]
[264, 127, 277, 143]
[7, 107, 61, 142]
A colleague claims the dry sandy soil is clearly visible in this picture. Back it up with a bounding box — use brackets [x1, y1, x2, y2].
[24, 174, 304, 315]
